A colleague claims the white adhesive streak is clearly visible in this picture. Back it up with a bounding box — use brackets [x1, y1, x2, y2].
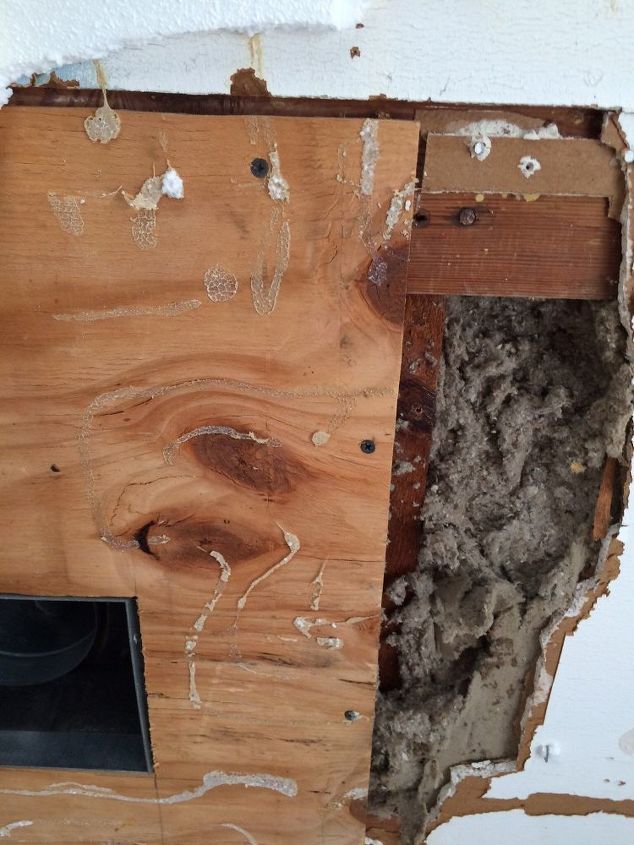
[384, 180, 416, 239]
[221, 823, 258, 845]
[164, 425, 273, 465]
[268, 145, 290, 201]
[237, 527, 300, 610]
[0, 771, 297, 803]
[310, 560, 327, 610]
[53, 299, 201, 321]
[359, 119, 379, 196]
[251, 213, 291, 316]
[187, 549, 232, 709]
[0, 821, 33, 839]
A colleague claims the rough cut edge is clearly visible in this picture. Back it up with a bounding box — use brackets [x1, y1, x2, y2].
[424, 533, 626, 839]
[421, 111, 633, 841]
[0, 0, 367, 107]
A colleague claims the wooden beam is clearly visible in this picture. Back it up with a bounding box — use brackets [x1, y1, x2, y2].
[407, 193, 620, 299]
[0, 106, 418, 843]
[379, 294, 445, 692]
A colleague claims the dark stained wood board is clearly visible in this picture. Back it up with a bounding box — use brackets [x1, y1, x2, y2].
[379, 295, 446, 692]
[408, 193, 620, 299]
[0, 106, 419, 844]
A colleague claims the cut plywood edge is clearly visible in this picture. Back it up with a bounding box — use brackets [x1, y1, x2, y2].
[0, 107, 419, 843]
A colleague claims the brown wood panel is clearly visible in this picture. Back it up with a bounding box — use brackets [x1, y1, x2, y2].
[0, 107, 418, 843]
[379, 294, 445, 692]
[408, 193, 620, 299]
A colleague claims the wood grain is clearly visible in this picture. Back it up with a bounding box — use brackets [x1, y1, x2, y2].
[0, 107, 418, 843]
[379, 295, 445, 692]
[408, 193, 620, 299]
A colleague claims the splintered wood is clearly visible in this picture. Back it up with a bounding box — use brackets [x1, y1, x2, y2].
[0, 108, 417, 843]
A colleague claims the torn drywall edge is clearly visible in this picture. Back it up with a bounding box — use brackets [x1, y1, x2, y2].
[423, 523, 628, 836]
[421, 135, 624, 219]
[1, 0, 367, 106]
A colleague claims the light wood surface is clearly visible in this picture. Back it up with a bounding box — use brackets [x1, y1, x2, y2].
[0, 107, 418, 843]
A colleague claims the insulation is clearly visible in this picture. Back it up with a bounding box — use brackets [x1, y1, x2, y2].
[370, 297, 631, 843]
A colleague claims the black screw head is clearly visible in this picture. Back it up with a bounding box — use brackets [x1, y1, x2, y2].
[360, 439, 376, 454]
[250, 157, 269, 178]
[345, 709, 361, 721]
[458, 207, 477, 226]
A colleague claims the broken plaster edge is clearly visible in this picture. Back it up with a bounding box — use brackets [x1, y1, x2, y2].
[424, 527, 627, 839]
[0, 0, 367, 107]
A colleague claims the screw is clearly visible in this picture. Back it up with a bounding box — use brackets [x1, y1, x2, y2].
[473, 140, 487, 157]
[458, 207, 477, 226]
[250, 157, 269, 178]
[345, 710, 361, 721]
[360, 439, 376, 454]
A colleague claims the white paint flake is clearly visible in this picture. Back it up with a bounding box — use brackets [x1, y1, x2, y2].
[0, 821, 33, 839]
[186, 548, 232, 709]
[365, 838, 384, 845]
[359, 119, 379, 196]
[0, 771, 297, 803]
[237, 526, 300, 610]
[163, 425, 275, 465]
[53, 299, 201, 321]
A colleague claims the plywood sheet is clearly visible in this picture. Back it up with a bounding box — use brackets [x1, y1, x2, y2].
[0, 107, 418, 843]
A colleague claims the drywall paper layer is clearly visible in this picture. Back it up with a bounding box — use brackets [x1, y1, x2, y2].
[31, 0, 634, 109]
[427, 809, 634, 845]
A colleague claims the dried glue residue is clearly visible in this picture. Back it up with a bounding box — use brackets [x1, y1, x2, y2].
[164, 425, 274, 465]
[311, 430, 330, 446]
[84, 60, 120, 144]
[293, 616, 343, 649]
[186, 549, 232, 709]
[384, 179, 416, 240]
[84, 91, 120, 144]
[0, 821, 33, 838]
[47, 193, 85, 235]
[121, 166, 184, 250]
[268, 144, 290, 202]
[204, 266, 239, 303]
[250, 209, 291, 316]
[0, 771, 297, 803]
[237, 527, 300, 612]
[131, 208, 157, 250]
[359, 119, 379, 197]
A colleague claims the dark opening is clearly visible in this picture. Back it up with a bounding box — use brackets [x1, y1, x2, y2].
[0, 596, 152, 773]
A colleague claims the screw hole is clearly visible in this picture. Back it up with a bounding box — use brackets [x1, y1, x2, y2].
[250, 157, 269, 178]
[50, 464, 61, 473]
[413, 211, 429, 228]
[360, 439, 376, 454]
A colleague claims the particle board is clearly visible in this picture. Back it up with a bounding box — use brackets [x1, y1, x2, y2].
[0, 107, 418, 843]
